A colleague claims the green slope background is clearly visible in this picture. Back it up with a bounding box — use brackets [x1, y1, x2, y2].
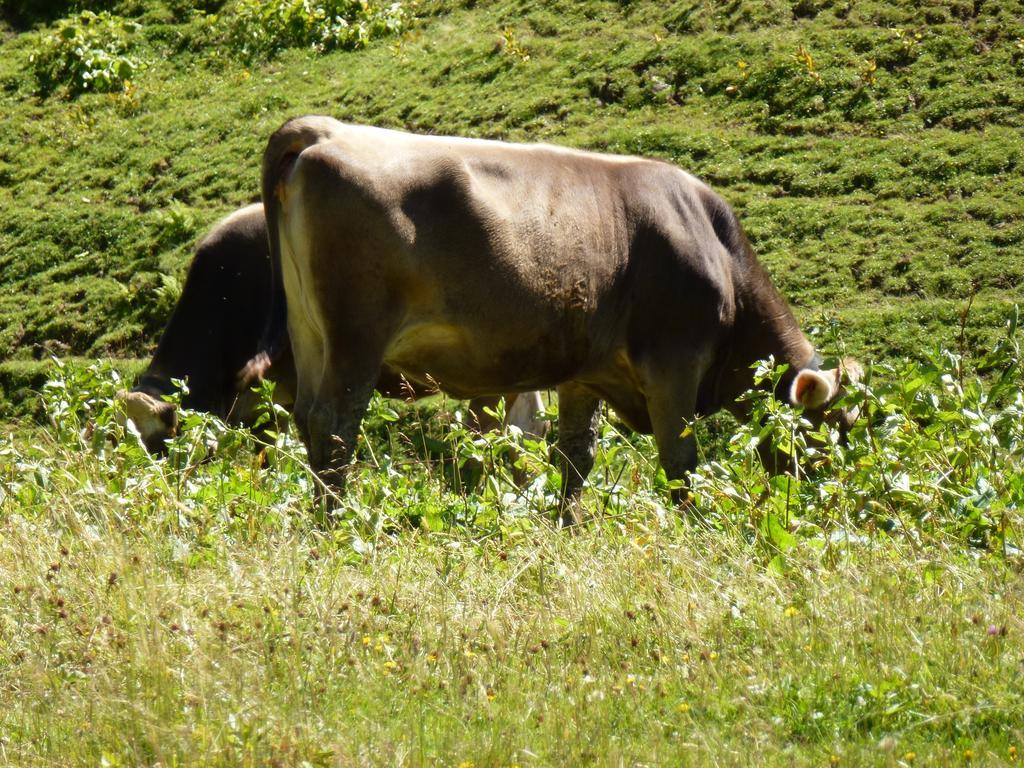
[1, 0, 1023, 412]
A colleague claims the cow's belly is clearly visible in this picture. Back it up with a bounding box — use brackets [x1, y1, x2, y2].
[383, 321, 581, 397]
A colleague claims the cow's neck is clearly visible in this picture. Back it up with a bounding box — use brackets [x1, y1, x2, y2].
[713, 257, 816, 418]
[134, 363, 221, 414]
[135, 369, 179, 400]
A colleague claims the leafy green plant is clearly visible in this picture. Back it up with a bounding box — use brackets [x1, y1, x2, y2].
[689, 309, 1024, 561]
[154, 199, 197, 248]
[28, 10, 139, 96]
[37, 357, 125, 449]
[219, 0, 412, 60]
[19, 309, 1024, 559]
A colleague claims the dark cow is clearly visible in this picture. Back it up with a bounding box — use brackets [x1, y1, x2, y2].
[121, 204, 291, 452]
[122, 203, 546, 454]
[250, 117, 859, 521]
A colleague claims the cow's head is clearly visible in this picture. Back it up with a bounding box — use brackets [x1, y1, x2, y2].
[116, 390, 178, 454]
[758, 357, 862, 473]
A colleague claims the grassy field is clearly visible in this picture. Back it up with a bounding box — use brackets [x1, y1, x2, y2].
[2, 493, 1021, 766]
[0, 344, 1022, 765]
[1, 363, 1022, 766]
[2, 0, 1024, 764]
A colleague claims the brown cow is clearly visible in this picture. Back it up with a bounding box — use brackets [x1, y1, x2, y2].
[249, 117, 858, 522]
[123, 203, 546, 454]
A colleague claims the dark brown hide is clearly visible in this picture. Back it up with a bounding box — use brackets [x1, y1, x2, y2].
[125, 204, 294, 452]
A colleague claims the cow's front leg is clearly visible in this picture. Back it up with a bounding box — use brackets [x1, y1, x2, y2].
[305, 363, 379, 510]
[554, 382, 601, 527]
[645, 377, 701, 510]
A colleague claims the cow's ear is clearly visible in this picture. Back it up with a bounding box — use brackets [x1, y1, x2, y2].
[790, 368, 839, 410]
[155, 399, 178, 431]
[839, 357, 863, 387]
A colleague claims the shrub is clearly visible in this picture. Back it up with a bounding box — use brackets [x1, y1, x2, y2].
[13, 312, 1024, 557]
[0, 0, 76, 28]
[689, 310, 1024, 558]
[220, 0, 412, 60]
[28, 11, 139, 96]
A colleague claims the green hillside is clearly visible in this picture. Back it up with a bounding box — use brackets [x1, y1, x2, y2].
[1, 0, 1023, 410]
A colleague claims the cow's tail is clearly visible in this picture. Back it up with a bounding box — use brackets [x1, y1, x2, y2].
[239, 116, 337, 389]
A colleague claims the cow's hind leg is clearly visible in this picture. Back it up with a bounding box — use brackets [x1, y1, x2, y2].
[290, 291, 386, 507]
[554, 382, 601, 527]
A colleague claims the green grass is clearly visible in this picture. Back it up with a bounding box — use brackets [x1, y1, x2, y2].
[1, 348, 1023, 764]
[3, 1, 1024, 763]
[2, 501, 1022, 766]
[2, 422, 1023, 765]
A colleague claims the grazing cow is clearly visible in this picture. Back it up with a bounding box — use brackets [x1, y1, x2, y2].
[121, 204, 290, 453]
[122, 203, 546, 454]
[250, 117, 859, 521]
